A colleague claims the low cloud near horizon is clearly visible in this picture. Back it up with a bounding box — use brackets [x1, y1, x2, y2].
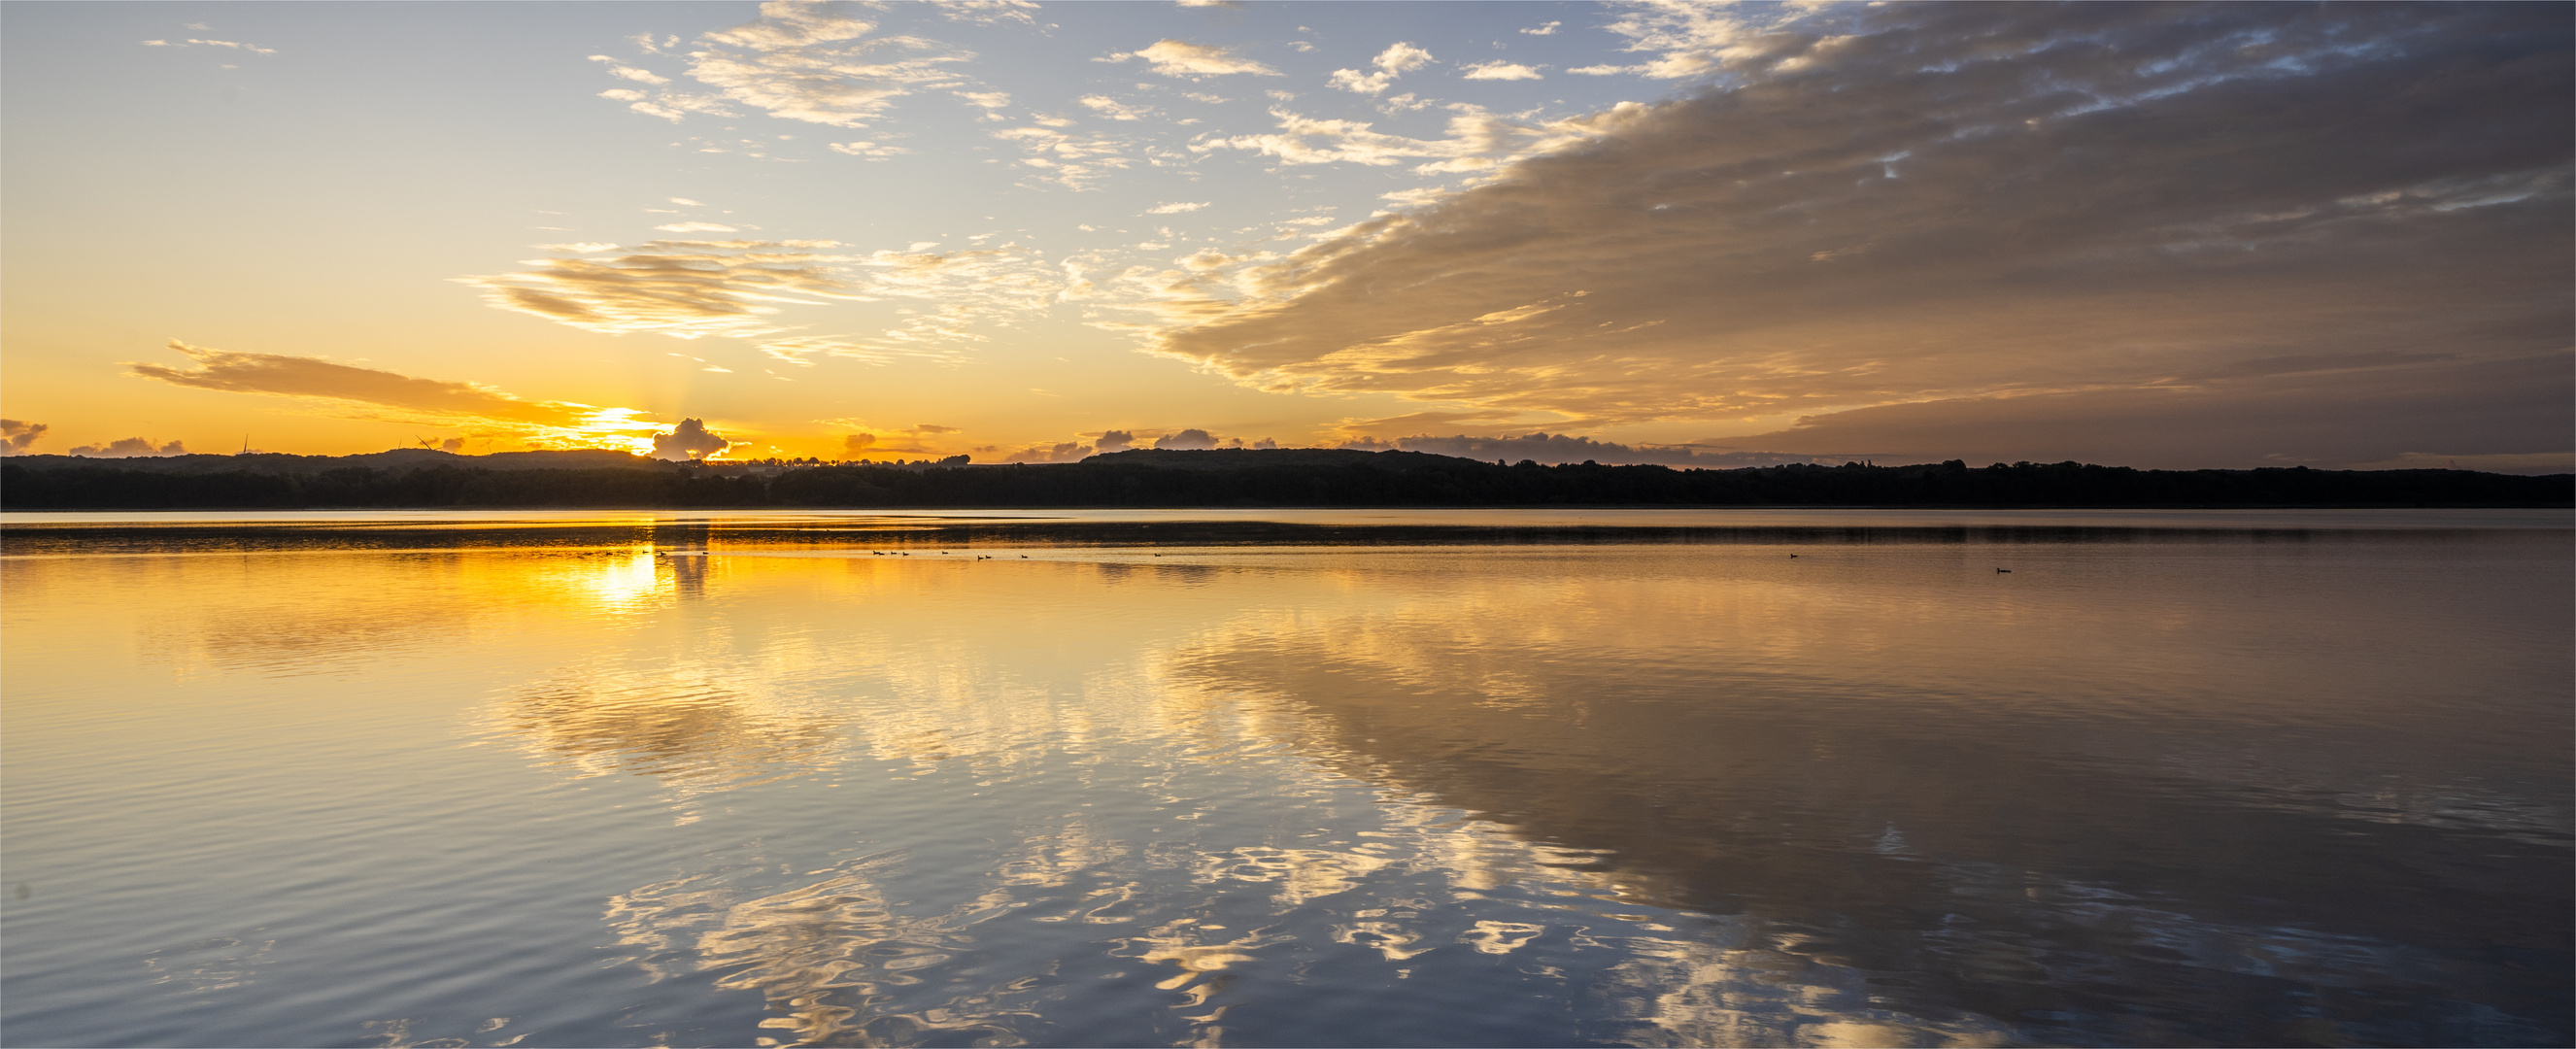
[1141, 3, 2572, 470]
[130, 340, 605, 430]
[121, 340, 681, 452]
[1, 419, 49, 455]
[651, 418, 732, 460]
[67, 437, 187, 458]
[1353, 432, 1819, 469]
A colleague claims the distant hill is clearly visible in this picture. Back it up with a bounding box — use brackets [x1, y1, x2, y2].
[2, 447, 2567, 510]
[1, 448, 664, 475]
[1078, 448, 1462, 471]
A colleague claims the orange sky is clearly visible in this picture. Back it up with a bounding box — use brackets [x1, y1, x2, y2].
[4, 2, 2568, 471]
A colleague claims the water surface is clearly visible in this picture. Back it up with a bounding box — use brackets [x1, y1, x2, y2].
[3, 511, 2566, 1047]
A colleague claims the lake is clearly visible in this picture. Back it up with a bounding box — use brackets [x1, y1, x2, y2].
[2, 510, 2566, 1047]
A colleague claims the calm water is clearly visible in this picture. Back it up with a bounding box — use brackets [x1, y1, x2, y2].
[2, 511, 2566, 1047]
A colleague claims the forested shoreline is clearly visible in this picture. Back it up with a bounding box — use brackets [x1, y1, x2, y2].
[3, 449, 2566, 509]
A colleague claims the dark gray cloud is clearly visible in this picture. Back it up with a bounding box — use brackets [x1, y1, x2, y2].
[1149, 3, 2571, 466]
[826, 421, 965, 457]
[1, 419, 47, 454]
[1738, 350, 2575, 472]
[994, 441, 1092, 464]
[653, 418, 732, 460]
[69, 437, 186, 457]
[1152, 427, 1218, 450]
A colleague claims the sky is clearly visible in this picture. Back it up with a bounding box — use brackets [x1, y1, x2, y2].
[1, 1, 2568, 471]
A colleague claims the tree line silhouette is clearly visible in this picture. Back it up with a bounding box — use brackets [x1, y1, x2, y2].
[3, 449, 2565, 509]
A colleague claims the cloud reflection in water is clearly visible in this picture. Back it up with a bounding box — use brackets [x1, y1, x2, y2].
[428, 537, 2567, 1046]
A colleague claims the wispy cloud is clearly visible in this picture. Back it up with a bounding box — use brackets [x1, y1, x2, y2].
[954, 89, 1012, 119]
[597, 86, 737, 122]
[1460, 61, 1543, 82]
[1100, 40, 1279, 79]
[456, 240, 861, 339]
[938, 1, 1041, 28]
[829, 140, 907, 158]
[989, 122, 1135, 189]
[462, 226, 1066, 368]
[141, 37, 276, 56]
[842, 242, 1061, 355]
[1581, 0, 1814, 81]
[1328, 42, 1435, 94]
[595, 1, 973, 129]
[1145, 201, 1209, 214]
[1078, 94, 1154, 121]
[589, 55, 670, 84]
[1191, 101, 1649, 173]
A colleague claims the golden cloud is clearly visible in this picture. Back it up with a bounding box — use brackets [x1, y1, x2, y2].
[1100, 40, 1279, 79]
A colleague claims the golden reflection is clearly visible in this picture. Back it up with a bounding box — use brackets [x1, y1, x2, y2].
[1123, 919, 1292, 1047]
[102, 546, 695, 680]
[564, 551, 662, 609]
[606, 858, 1044, 1048]
[1581, 933, 2015, 1047]
[1191, 847, 1390, 906]
[14, 524, 2560, 1048]
[1460, 921, 1543, 955]
[493, 548, 2084, 1044]
[140, 933, 275, 995]
[483, 672, 852, 806]
[56, 538, 2523, 1045]
[1135, 549, 2550, 1045]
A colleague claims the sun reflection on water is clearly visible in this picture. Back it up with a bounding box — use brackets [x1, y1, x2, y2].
[568, 551, 666, 611]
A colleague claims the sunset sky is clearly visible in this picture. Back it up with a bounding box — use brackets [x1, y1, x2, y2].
[3, 1, 2568, 470]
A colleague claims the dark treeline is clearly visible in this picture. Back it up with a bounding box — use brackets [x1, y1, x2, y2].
[3, 450, 2568, 509]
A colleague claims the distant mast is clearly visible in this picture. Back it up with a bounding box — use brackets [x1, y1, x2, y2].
[238, 434, 250, 456]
